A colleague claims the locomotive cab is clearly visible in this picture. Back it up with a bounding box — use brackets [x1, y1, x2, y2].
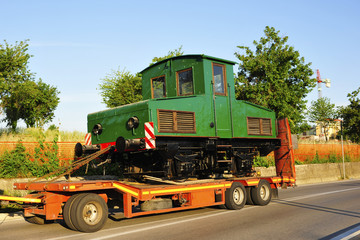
[140, 55, 236, 139]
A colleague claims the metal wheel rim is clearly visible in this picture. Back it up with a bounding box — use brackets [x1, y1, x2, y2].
[82, 202, 102, 225]
[260, 185, 270, 200]
[233, 187, 245, 205]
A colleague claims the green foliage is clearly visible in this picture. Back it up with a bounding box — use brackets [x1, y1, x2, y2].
[47, 124, 58, 131]
[234, 26, 316, 133]
[308, 97, 336, 123]
[99, 68, 142, 108]
[253, 156, 275, 168]
[297, 122, 312, 134]
[0, 40, 60, 130]
[254, 156, 303, 167]
[0, 202, 22, 213]
[308, 97, 337, 140]
[339, 87, 360, 143]
[0, 40, 33, 95]
[0, 142, 30, 178]
[304, 151, 351, 164]
[0, 133, 62, 178]
[150, 46, 184, 65]
[0, 127, 84, 142]
[2, 79, 60, 129]
[99, 47, 184, 107]
[294, 160, 303, 165]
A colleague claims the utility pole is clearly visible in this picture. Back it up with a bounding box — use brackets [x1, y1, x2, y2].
[341, 120, 346, 179]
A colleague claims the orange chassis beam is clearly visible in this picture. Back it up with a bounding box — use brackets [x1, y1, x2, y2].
[10, 176, 295, 220]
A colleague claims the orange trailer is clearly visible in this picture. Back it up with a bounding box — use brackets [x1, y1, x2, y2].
[5, 175, 294, 232]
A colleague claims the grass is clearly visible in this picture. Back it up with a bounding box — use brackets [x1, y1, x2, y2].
[303, 152, 355, 164]
[298, 138, 357, 145]
[253, 154, 358, 168]
[0, 127, 85, 142]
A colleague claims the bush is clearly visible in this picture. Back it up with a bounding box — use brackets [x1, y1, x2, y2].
[253, 156, 275, 168]
[0, 133, 63, 178]
[295, 160, 303, 165]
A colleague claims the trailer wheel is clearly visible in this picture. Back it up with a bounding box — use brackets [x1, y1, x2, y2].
[251, 180, 272, 206]
[63, 193, 87, 230]
[71, 193, 108, 232]
[225, 182, 246, 210]
[246, 187, 254, 205]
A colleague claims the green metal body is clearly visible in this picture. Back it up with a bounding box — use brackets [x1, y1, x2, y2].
[87, 55, 277, 146]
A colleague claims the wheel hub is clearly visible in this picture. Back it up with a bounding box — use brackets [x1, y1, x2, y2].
[260, 186, 269, 200]
[83, 203, 100, 225]
[233, 187, 244, 204]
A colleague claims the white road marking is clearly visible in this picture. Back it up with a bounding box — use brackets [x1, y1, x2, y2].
[330, 226, 360, 240]
[91, 210, 239, 240]
[46, 209, 238, 240]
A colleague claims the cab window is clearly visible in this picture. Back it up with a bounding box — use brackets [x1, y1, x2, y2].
[213, 63, 226, 95]
[151, 75, 166, 98]
[177, 68, 194, 96]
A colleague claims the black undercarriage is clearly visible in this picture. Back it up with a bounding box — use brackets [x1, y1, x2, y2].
[110, 137, 281, 180]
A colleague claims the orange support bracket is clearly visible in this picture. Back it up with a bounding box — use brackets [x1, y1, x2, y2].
[274, 118, 296, 185]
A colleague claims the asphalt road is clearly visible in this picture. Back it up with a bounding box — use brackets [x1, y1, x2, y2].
[1, 180, 360, 240]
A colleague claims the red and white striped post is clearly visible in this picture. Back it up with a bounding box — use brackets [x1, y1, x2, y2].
[144, 122, 156, 149]
[85, 133, 92, 145]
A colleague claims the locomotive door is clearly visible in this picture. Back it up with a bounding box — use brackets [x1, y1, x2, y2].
[212, 63, 232, 138]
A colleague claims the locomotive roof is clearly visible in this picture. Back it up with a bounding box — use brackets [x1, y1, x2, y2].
[140, 54, 237, 74]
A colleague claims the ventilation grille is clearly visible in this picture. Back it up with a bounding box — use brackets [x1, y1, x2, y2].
[158, 110, 196, 133]
[247, 117, 272, 136]
[158, 111, 174, 132]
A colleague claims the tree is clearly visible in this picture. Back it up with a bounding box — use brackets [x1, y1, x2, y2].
[234, 26, 316, 133]
[150, 46, 183, 65]
[339, 87, 360, 143]
[0, 40, 33, 97]
[99, 68, 142, 108]
[0, 40, 60, 130]
[307, 97, 337, 141]
[99, 47, 184, 108]
[2, 79, 60, 130]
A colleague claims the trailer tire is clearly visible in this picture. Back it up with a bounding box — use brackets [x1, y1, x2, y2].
[225, 182, 246, 210]
[71, 193, 108, 232]
[63, 193, 86, 230]
[251, 180, 272, 206]
[246, 187, 254, 205]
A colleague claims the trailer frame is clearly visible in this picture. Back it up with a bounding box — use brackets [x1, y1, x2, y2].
[1, 175, 295, 232]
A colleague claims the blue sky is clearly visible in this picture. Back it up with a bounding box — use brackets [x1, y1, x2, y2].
[1, 0, 359, 132]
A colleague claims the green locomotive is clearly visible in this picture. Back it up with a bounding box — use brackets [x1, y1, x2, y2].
[75, 54, 280, 179]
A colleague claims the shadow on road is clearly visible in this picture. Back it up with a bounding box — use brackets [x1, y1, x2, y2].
[274, 199, 360, 218]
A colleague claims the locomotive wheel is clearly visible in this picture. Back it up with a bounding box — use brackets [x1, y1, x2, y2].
[71, 193, 108, 232]
[251, 179, 272, 206]
[63, 193, 87, 230]
[225, 182, 246, 210]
